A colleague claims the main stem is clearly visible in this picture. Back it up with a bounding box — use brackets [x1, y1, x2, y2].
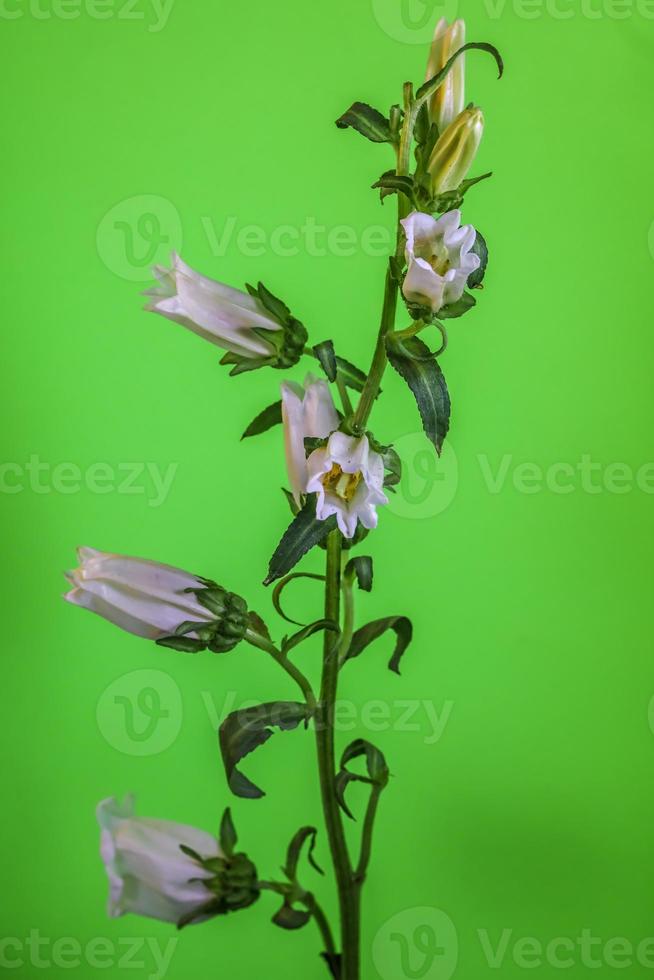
[315, 530, 360, 979]
[316, 95, 416, 978]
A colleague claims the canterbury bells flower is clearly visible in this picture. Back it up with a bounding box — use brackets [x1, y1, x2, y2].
[64, 548, 249, 653]
[281, 374, 339, 504]
[145, 254, 307, 373]
[425, 18, 466, 132]
[97, 796, 222, 925]
[428, 107, 484, 197]
[306, 432, 388, 539]
[401, 211, 480, 314]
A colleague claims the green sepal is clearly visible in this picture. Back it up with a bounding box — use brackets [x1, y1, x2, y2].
[241, 400, 282, 439]
[155, 634, 206, 654]
[382, 446, 402, 490]
[385, 335, 450, 455]
[438, 292, 476, 320]
[432, 171, 493, 213]
[264, 495, 337, 585]
[344, 555, 373, 593]
[219, 701, 311, 799]
[313, 340, 337, 382]
[219, 808, 237, 858]
[344, 616, 413, 675]
[335, 101, 392, 144]
[468, 230, 488, 289]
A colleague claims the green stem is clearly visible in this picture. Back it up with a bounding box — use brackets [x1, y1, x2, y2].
[245, 628, 316, 711]
[337, 564, 356, 669]
[315, 530, 360, 979]
[355, 785, 383, 883]
[303, 892, 338, 958]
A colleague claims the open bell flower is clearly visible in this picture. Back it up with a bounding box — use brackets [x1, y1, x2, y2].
[305, 432, 388, 539]
[425, 18, 466, 132]
[281, 374, 339, 505]
[98, 796, 221, 925]
[145, 253, 281, 360]
[428, 107, 484, 197]
[63, 548, 249, 653]
[401, 210, 480, 314]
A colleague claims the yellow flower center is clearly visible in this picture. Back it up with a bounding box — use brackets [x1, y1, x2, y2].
[321, 464, 362, 502]
[429, 248, 450, 276]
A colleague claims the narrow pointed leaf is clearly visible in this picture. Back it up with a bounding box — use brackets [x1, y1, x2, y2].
[219, 701, 311, 799]
[284, 826, 324, 880]
[344, 616, 413, 674]
[344, 556, 373, 593]
[417, 42, 503, 103]
[241, 400, 282, 439]
[386, 335, 450, 455]
[219, 808, 237, 857]
[281, 619, 340, 656]
[335, 101, 392, 143]
[313, 340, 337, 383]
[272, 572, 326, 627]
[265, 496, 337, 585]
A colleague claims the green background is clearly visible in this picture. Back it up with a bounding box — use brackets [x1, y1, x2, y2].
[3, 0, 654, 976]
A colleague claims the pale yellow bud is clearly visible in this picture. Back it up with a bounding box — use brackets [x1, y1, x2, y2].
[427, 107, 484, 197]
[425, 18, 466, 132]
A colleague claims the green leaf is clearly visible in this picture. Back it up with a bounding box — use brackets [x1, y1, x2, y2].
[264, 496, 337, 585]
[219, 808, 237, 857]
[372, 172, 417, 207]
[344, 616, 413, 674]
[219, 701, 311, 799]
[438, 292, 476, 319]
[313, 340, 337, 383]
[385, 335, 450, 455]
[335, 738, 389, 819]
[272, 572, 326, 627]
[344, 556, 373, 593]
[281, 619, 339, 656]
[283, 826, 324, 880]
[335, 356, 370, 394]
[241, 400, 282, 439]
[417, 42, 504, 104]
[335, 101, 392, 143]
[468, 230, 488, 289]
[341, 738, 388, 784]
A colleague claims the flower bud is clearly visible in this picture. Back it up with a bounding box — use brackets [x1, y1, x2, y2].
[145, 255, 308, 375]
[427, 107, 484, 197]
[64, 548, 248, 654]
[425, 18, 466, 133]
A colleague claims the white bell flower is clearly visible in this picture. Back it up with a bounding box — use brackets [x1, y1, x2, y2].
[401, 210, 480, 314]
[64, 547, 214, 640]
[97, 796, 220, 924]
[145, 253, 281, 359]
[281, 374, 339, 505]
[305, 431, 388, 539]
